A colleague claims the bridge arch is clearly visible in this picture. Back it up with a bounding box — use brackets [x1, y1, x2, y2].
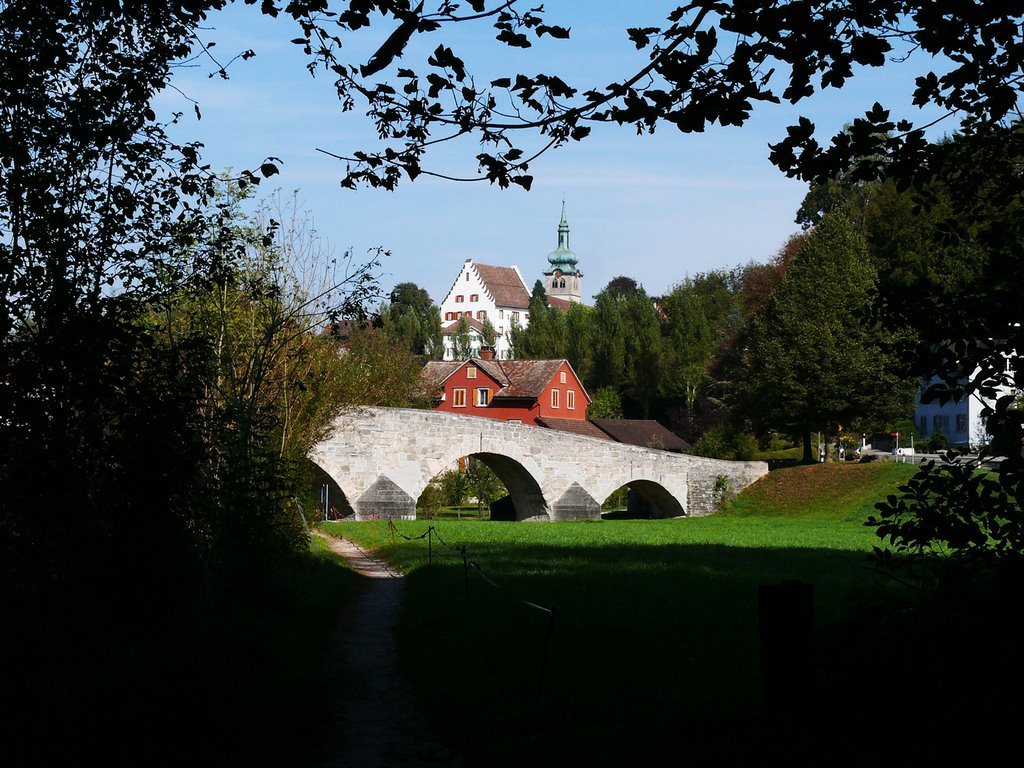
[305, 458, 355, 519]
[597, 479, 685, 519]
[420, 449, 549, 521]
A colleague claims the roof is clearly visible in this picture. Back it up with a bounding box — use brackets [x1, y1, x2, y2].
[536, 417, 611, 440]
[546, 296, 572, 311]
[441, 316, 484, 333]
[419, 361, 462, 396]
[419, 357, 585, 402]
[591, 419, 691, 451]
[489, 359, 566, 399]
[474, 264, 530, 309]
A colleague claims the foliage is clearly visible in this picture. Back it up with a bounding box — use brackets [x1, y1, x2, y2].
[712, 474, 734, 507]
[868, 459, 1024, 579]
[379, 281, 443, 358]
[480, 316, 498, 348]
[450, 315, 474, 359]
[434, 468, 472, 507]
[562, 301, 593, 381]
[416, 478, 445, 518]
[290, 2, 1024, 202]
[466, 457, 507, 515]
[690, 425, 758, 461]
[332, 324, 427, 407]
[587, 386, 624, 420]
[601, 486, 629, 511]
[0, 4, 381, 749]
[742, 214, 917, 462]
[513, 279, 557, 358]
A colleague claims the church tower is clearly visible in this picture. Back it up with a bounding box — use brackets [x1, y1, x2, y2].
[543, 202, 582, 302]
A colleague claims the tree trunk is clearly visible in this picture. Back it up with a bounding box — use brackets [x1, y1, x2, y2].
[802, 427, 814, 464]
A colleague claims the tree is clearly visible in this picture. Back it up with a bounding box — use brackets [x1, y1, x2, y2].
[451, 315, 474, 359]
[332, 324, 427, 407]
[661, 287, 713, 413]
[381, 281, 443, 358]
[301, 3, 1024, 200]
[742, 214, 917, 462]
[622, 288, 663, 418]
[466, 457, 506, 517]
[589, 289, 627, 391]
[480, 316, 498, 348]
[588, 387, 624, 420]
[564, 302, 593, 382]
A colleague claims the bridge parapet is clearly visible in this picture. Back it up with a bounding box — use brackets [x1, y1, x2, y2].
[310, 407, 767, 520]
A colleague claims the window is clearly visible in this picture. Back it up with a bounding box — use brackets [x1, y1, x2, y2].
[512, 311, 520, 323]
[508, 419, 522, 424]
[477, 310, 486, 320]
[476, 388, 490, 406]
[956, 414, 968, 433]
[455, 295, 464, 303]
[466, 366, 477, 379]
[551, 389, 560, 409]
[445, 312, 453, 321]
[470, 293, 479, 302]
[465, 272, 469, 281]
[499, 309, 504, 319]
[498, 326, 503, 335]
[559, 371, 566, 384]
[919, 416, 927, 435]
[452, 388, 466, 407]
[567, 390, 575, 410]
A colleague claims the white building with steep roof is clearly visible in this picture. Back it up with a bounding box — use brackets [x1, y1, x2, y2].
[438, 259, 531, 360]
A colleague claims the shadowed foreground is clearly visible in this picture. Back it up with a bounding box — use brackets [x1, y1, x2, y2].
[316, 535, 459, 768]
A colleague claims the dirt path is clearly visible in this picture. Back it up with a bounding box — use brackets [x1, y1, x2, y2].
[313, 534, 460, 768]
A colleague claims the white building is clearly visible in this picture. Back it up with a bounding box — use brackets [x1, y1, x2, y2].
[915, 361, 1017, 450]
[438, 260, 530, 360]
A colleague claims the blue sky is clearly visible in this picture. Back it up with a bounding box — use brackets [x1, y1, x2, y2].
[157, 2, 952, 307]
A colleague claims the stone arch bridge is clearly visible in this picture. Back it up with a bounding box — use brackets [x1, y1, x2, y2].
[310, 408, 768, 521]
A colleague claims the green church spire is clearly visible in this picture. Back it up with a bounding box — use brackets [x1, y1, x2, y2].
[546, 201, 579, 276]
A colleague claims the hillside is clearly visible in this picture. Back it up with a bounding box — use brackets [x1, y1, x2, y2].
[719, 460, 919, 521]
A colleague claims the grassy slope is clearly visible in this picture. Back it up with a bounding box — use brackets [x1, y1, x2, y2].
[719, 460, 919, 521]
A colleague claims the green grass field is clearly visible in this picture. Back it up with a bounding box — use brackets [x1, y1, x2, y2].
[324, 462, 1004, 764]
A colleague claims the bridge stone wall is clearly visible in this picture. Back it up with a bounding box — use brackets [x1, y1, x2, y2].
[310, 407, 768, 521]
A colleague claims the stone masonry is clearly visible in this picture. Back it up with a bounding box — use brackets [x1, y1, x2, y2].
[311, 407, 768, 521]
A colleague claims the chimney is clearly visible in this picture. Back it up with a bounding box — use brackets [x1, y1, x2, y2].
[479, 346, 495, 361]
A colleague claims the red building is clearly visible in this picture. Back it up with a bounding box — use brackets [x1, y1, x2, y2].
[420, 350, 591, 426]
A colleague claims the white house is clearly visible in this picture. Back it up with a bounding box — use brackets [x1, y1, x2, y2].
[438, 260, 530, 360]
[915, 360, 1017, 450]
